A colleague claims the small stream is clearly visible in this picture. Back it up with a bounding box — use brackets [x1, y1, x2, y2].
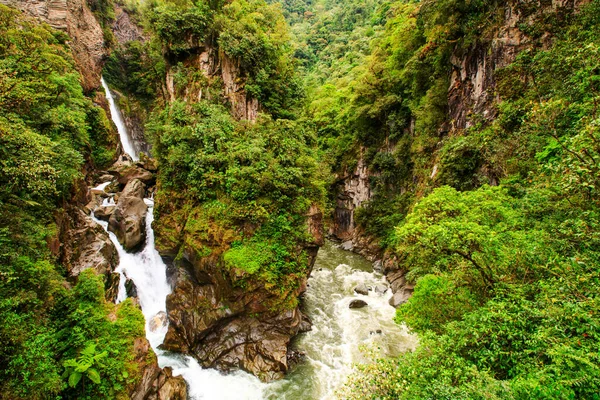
[97, 80, 416, 399]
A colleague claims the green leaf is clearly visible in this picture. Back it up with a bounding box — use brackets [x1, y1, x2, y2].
[68, 371, 82, 388]
[87, 368, 101, 384]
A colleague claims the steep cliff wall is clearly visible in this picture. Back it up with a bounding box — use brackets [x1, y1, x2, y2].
[330, 0, 592, 303]
[0, 0, 106, 91]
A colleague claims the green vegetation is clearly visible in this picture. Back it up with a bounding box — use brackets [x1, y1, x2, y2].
[0, 6, 145, 399]
[315, 0, 600, 398]
[148, 101, 326, 308]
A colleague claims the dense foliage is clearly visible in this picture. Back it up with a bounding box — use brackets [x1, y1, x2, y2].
[322, 0, 600, 398]
[148, 101, 326, 308]
[0, 6, 146, 399]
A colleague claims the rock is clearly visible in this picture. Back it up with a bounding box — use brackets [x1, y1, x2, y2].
[373, 260, 383, 272]
[109, 158, 155, 186]
[55, 205, 119, 299]
[354, 283, 369, 296]
[129, 338, 187, 400]
[108, 179, 148, 251]
[125, 278, 138, 298]
[99, 174, 114, 182]
[149, 311, 168, 332]
[387, 269, 407, 293]
[341, 240, 353, 251]
[105, 272, 121, 303]
[349, 299, 368, 309]
[287, 349, 305, 369]
[94, 205, 116, 221]
[374, 284, 388, 295]
[389, 290, 412, 308]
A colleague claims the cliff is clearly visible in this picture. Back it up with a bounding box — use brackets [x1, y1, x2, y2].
[0, 0, 106, 91]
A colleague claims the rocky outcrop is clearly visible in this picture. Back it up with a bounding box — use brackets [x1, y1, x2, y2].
[109, 158, 155, 186]
[129, 338, 187, 400]
[330, 155, 371, 242]
[164, 47, 261, 121]
[108, 178, 148, 251]
[0, 0, 106, 91]
[449, 0, 591, 130]
[54, 204, 120, 299]
[113, 6, 144, 44]
[160, 207, 322, 382]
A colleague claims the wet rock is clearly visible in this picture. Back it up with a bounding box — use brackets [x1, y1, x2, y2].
[341, 240, 354, 251]
[374, 284, 388, 295]
[94, 205, 116, 221]
[389, 290, 412, 308]
[129, 338, 187, 400]
[126, 278, 138, 298]
[287, 349, 306, 369]
[349, 299, 368, 309]
[105, 272, 121, 303]
[354, 283, 369, 296]
[55, 205, 119, 299]
[373, 259, 383, 272]
[149, 311, 168, 332]
[108, 178, 148, 251]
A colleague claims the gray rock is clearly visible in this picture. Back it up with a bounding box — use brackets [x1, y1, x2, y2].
[374, 284, 388, 295]
[108, 179, 148, 251]
[349, 299, 368, 309]
[149, 311, 168, 332]
[389, 290, 412, 308]
[373, 260, 383, 272]
[354, 283, 369, 296]
[341, 240, 353, 251]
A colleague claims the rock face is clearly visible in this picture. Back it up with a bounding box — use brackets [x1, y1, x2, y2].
[449, 0, 591, 131]
[160, 208, 323, 382]
[164, 47, 260, 121]
[129, 338, 187, 400]
[0, 0, 106, 91]
[330, 156, 371, 242]
[108, 178, 148, 251]
[54, 205, 120, 300]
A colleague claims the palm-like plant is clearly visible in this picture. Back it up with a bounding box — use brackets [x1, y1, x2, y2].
[63, 343, 107, 392]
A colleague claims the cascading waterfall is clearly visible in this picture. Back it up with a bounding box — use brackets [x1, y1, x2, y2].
[101, 77, 139, 161]
[94, 88, 415, 399]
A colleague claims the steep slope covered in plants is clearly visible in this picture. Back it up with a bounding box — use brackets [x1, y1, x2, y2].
[102, 0, 328, 381]
[0, 5, 180, 398]
[284, 0, 600, 397]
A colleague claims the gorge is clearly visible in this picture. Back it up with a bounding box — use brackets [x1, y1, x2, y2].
[1, 0, 600, 399]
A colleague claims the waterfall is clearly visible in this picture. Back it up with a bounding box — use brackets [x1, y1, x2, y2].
[100, 77, 138, 161]
[95, 91, 415, 399]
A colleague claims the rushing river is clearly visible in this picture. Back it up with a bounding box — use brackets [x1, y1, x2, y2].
[97, 80, 416, 399]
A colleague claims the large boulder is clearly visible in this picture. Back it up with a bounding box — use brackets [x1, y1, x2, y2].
[349, 299, 368, 309]
[353, 283, 369, 295]
[54, 205, 119, 301]
[108, 179, 148, 251]
[160, 204, 323, 382]
[129, 338, 187, 400]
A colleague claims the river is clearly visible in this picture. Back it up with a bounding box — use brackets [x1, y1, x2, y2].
[97, 80, 416, 399]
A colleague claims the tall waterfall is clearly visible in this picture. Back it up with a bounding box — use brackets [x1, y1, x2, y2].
[94, 93, 415, 399]
[101, 77, 139, 161]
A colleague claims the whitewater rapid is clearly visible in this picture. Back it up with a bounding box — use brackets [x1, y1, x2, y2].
[94, 84, 416, 399]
